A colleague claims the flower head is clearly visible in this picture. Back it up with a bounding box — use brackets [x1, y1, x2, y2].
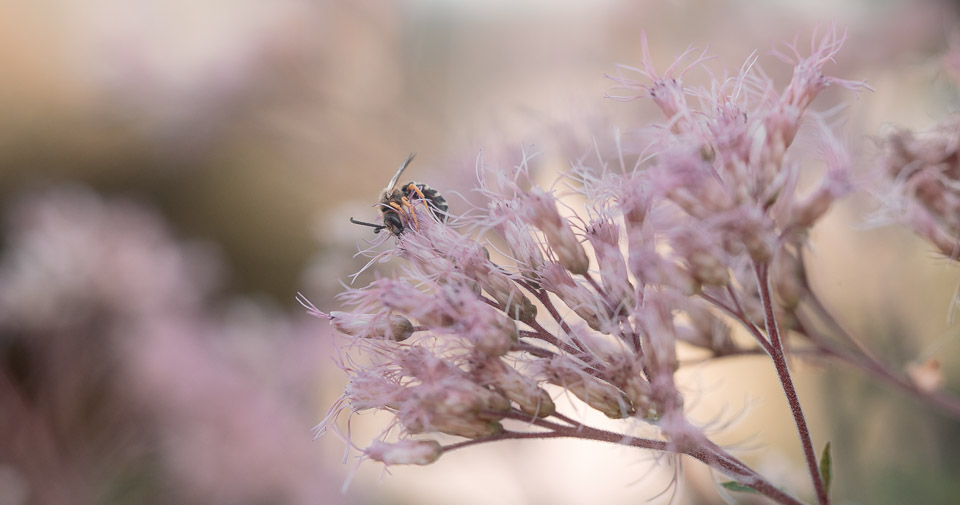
[876, 115, 960, 258]
[313, 28, 865, 478]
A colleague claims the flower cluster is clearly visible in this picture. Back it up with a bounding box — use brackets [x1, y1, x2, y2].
[0, 187, 342, 505]
[877, 115, 960, 259]
[314, 27, 867, 504]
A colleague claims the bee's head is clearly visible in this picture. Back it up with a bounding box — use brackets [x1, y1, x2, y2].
[382, 210, 404, 235]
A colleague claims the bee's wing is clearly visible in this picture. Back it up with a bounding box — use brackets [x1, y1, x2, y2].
[384, 153, 416, 193]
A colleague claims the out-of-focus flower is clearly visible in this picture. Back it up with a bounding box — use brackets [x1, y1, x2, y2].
[876, 115, 960, 258]
[121, 306, 336, 505]
[365, 439, 442, 466]
[943, 32, 960, 87]
[906, 358, 946, 393]
[0, 186, 341, 505]
[0, 186, 220, 329]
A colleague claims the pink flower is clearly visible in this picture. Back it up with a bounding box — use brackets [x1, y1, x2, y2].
[876, 115, 960, 258]
[605, 30, 713, 133]
[0, 187, 341, 505]
[314, 26, 867, 505]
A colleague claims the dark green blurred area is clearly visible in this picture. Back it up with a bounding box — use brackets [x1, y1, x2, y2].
[0, 132, 313, 300]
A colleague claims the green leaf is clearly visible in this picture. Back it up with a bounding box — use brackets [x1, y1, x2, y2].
[819, 442, 833, 495]
[721, 481, 758, 494]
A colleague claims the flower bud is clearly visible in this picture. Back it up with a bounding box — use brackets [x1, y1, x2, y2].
[604, 358, 660, 421]
[464, 305, 519, 357]
[328, 311, 414, 341]
[539, 262, 605, 332]
[655, 149, 733, 218]
[618, 177, 650, 229]
[476, 268, 537, 322]
[499, 218, 546, 285]
[677, 301, 734, 354]
[365, 439, 442, 466]
[669, 228, 729, 287]
[425, 384, 511, 418]
[792, 186, 835, 230]
[586, 218, 635, 311]
[345, 373, 409, 411]
[687, 250, 729, 286]
[906, 358, 945, 393]
[623, 375, 661, 422]
[772, 250, 805, 310]
[438, 285, 518, 356]
[542, 358, 635, 419]
[404, 413, 504, 439]
[391, 352, 511, 439]
[473, 357, 555, 418]
[523, 189, 589, 275]
[638, 294, 680, 376]
[436, 237, 538, 323]
[791, 135, 851, 230]
[476, 313, 519, 357]
[725, 206, 774, 263]
[908, 207, 960, 258]
[626, 228, 699, 294]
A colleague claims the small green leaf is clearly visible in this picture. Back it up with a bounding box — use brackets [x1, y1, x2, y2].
[721, 481, 758, 494]
[819, 442, 833, 495]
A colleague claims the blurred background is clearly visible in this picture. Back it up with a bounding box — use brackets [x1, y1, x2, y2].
[1, 0, 959, 504]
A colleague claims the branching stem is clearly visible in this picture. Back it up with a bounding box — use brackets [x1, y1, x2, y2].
[440, 409, 806, 505]
[755, 261, 829, 505]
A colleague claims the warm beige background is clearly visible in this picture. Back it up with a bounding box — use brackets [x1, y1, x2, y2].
[1, 1, 959, 504]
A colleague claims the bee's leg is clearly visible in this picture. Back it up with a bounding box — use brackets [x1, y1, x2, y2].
[406, 183, 433, 216]
[400, 196, 420, 230]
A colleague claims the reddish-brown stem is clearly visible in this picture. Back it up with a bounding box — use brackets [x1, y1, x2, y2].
[440, 429, 571, 453]
[519, 284, 620, 376]
[0, 370, 80, 504]
[546, 410, 580, 426]
[725, 284, 748, 317]
[582, 272, 607, 300]
[678, 345, 826, 366]
[699, 291, 775, 356]
[518, 324, 584, 359]
[518, 282, 585, 351]
[685, 298, 960, 419]
[512, 340, 558, 359]
[582, 272, 619, 316]
[793, 316, 960, 419]
[801, 282, 885, 364]
[755, 262, 829, 505]
[529, 414, 793, 501]
[788, 250, 960, 418]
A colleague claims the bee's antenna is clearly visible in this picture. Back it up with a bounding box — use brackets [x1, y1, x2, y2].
[349, 217, 386, 234]
[386, 153, 416, 191]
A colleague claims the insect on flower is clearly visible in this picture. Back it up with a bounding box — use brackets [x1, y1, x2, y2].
[350, 153, 449, 235]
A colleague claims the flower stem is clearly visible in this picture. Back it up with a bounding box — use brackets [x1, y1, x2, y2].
[755, 262, 829, 505]
[699, 290, 774, 356]
[442, 410, 807, 505]
[794, 314, 960, 419]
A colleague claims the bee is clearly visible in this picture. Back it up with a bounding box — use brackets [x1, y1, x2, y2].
[350, 153, 448, 235]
